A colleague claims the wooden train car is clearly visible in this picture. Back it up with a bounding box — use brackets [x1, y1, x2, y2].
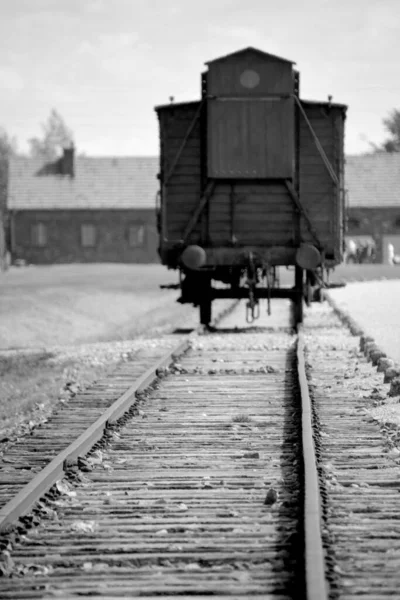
[155, 47, 347, 325]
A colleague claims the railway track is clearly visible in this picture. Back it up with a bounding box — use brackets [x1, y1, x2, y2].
[0, 299, 324, 598]
[0, 301, 238, 526]
[305, 302, 400, 599]
[1, 298, 399, 598]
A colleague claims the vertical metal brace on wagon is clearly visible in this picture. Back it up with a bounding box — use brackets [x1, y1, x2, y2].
[265, 266, 274, 316]
[182, 180, 216, 244]
[245, 252, 260, 324]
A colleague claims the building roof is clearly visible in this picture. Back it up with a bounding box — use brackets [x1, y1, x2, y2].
[9, 151, 400, 211]
[346, 153, 400, 208]
[8, 155, 160, 210]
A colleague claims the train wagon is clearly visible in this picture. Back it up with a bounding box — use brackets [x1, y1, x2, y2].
[155, 47, 347, 326]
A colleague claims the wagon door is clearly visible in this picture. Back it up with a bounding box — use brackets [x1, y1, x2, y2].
[208, 97, 293, 178]
[206, 47, 295, 180]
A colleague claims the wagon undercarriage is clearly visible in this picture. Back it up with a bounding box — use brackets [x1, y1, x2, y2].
[178, 259, 326, 328]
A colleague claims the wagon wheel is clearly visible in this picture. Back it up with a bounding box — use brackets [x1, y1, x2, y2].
[199, 275, 213, 327]
[304, 270, 317, 306]
[304, 278, 312, 307]
[313, 286, 323, 303]
[293, 266, 304, 326]
[199, 298, 212, 327]
[314, 267, 326, 303]
[293, 293, 303, 326]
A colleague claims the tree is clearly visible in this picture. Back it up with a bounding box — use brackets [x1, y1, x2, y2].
[0, 129, 17, 270]
[0, 129, 17, 158]
[382, 109, 400, 152]
[370, 109, 400, 153]
[28, 109, 74, 161]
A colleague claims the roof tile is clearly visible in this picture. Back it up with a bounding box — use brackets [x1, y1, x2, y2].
[8, 156, 160, 210]
[9, 152, 400, 211]
[345, 153, 400, 208]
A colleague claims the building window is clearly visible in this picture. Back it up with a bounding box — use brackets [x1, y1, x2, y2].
[31, 222, 47, 247]
[395, 217, 400, 229]
[81, 224, 96, 247]
[347, 218, 360, 230]
[128, 224, 145, 248]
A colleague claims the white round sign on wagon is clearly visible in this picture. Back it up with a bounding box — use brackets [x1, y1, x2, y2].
[240, 69, 260, 89]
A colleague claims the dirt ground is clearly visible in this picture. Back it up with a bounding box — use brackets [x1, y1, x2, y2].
[329, 279, 400, 364]
[331, 263, 400, 283]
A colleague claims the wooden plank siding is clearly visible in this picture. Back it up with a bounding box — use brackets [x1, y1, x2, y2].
[207, 49, 295, 179]
[299, 104, 345, 258]
[207, 50, 293, 98]
[157, 102, 203, 241]
[158, 99, 300, 250]
[157, 96, 345, 265]
[208, 182, 295, 245]
[208, 98, 294, 178]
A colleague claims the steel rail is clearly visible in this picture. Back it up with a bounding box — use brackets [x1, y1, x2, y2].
[0, 301, 239, 532]
[0, 339, 190, 532]
[297, 325, 329, 600]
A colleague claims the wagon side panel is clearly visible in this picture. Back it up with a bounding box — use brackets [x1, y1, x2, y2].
[299, 103, 346, 262]
[335, 109, 346, 261]
[157, 102, 203, 261]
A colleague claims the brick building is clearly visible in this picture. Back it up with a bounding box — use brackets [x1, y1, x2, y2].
[7, 150, 160, 264]
[7, 149, 400, 265]
[345, 153, 400, 263]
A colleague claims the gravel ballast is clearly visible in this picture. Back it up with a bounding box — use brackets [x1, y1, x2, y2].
[326, 280, 400, 434]
[328, 280, 400, 364]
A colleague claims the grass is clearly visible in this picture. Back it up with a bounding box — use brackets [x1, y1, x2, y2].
[0, 264, 183, 349]
[0, 264, 196, 440]
[232, 414, 253, 423]
[0, 350, 110, 438]
[0, 351, 57, 421]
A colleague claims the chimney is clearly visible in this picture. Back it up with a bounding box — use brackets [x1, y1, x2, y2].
[61, 145, 75, 177]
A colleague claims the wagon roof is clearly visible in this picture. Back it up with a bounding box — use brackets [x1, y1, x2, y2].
[301, 99, 348, 111]
[205, 47, 295, 66]
[154, 100, 200, 112]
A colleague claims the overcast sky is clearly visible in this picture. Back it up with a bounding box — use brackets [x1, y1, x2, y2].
[0, 0, 398, 157]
